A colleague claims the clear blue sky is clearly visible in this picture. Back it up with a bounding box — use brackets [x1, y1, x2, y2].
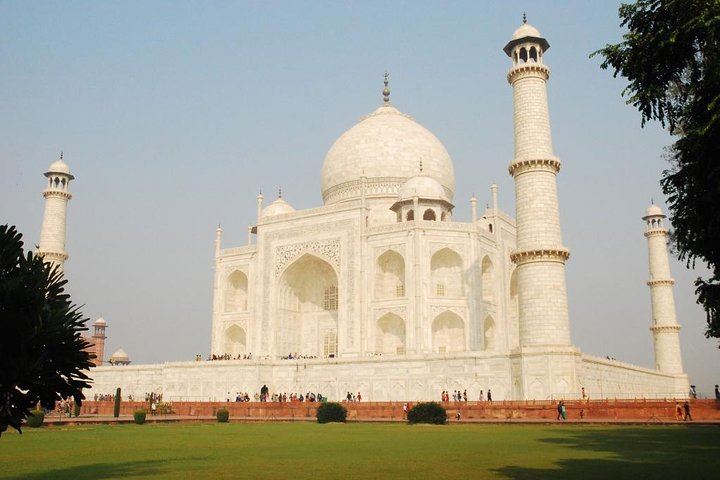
[2, 0, 717, 396]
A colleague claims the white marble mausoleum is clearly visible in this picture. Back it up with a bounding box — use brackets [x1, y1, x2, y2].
[59, 21, 689, 401]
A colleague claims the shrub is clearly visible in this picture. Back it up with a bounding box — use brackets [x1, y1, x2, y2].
[316, 402, 347, 423]
[25, 410, 45, 428]
[133, 410, 146, 424]
[216, 408, 229, 423]
[407, 402, 447, 425]
[73, 402, 81, 418]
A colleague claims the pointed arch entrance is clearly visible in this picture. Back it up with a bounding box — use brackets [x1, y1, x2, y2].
[277, 253, 338, 357]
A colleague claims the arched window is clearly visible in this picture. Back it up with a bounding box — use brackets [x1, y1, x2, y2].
[323, 331, 337, 357]
[423, 209, 436, 221]
[441, 212, 447, 221]
[519, 47, 528, 63]
[324, 285, 338, 311]
[529, 46, 538, 62]
[406, 209, 414, 221]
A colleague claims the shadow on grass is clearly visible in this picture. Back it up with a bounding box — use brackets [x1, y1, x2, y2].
[3, 458, 201, 480]
[493, 426, 720, 480]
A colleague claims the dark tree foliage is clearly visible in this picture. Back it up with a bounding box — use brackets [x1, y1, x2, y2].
[595, 0, 720, 341]
[0, 225, 93, 436]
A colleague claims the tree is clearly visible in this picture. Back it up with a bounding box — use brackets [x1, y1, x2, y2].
[594, 0, 720, 341]
[0, 224, 93, 436]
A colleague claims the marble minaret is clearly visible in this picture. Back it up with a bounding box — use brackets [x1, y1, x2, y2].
[37, 153, 74, 272]
[505, 19, 577, 399]
[643, 204, 684, 374]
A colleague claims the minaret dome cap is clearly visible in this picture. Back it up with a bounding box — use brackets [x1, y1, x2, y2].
[643, 204, 665, 218]
[503, 21, 550, 56]
[45, 157, 75, 179]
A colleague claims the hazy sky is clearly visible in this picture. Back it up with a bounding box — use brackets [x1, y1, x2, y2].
[2, 1, 717, 396]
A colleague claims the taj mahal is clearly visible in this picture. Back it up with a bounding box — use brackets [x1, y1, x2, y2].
[38, 21, 689, 401]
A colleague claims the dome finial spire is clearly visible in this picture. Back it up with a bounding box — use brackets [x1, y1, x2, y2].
[60, 151, 64, 160]
[522, 11, 527, 24]
[419, 160, 423, 173]
[278, 186, 282, 198]
[383, 71, 390, 104]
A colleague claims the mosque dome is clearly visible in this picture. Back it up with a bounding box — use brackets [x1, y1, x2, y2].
[398, 175, 448, 202]
[109, 347, 130, 364]
[321, 103, 455, 205]
[262, 197, 295, 218]
[94, 317, 107, 326]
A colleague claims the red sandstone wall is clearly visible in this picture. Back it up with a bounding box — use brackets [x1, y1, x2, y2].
[78, 399, 720, 421]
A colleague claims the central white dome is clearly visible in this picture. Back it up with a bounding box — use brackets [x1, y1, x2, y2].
[321, 103, 455, 205]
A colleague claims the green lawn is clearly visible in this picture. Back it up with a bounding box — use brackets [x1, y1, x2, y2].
[0, 422, 718, 479]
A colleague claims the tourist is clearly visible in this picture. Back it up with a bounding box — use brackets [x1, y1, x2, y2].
[683, 401, 693, 421]
[402, 402, 408, 419]
[689, 385, 697, 399]
[581, 386, 586, 400]
[456, 408, 461, 421]
[463, 389, 468, 402]
[556, 401, 563, 421]
[151, 401, 157, 416]
[487, 389, 492, 402]
[479, 390, 484, 401]
[560, 401, 566, 420]
[357, 391, 362, 402]
[675, 402, 683, 421]
[715, 384, 720, 400]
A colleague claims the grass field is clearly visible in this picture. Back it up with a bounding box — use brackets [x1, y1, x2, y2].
[1, 422, 718, 479]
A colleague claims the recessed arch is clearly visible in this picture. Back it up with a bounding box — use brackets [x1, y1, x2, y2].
[222, 325, 246, 356]
[484, 315, 496, 351]
[224, 270, 248, 312]
[375, 250, 405, 299]
[406, 209, 414, 221]
[509, 269, 519, 348]
[481, 256, 495, 303]
[432, 311, 465, 353]
[423, 208, 436, 221]
[277, 253, 338, 357]
[431, 248, 464, 297]
[375, 313, 406, 355]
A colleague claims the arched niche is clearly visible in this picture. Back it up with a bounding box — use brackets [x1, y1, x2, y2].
[375, 313, 406, 355]
[423, 208, 436, 221]
[224, 270, 248, 312]
[431, 248, 464, 297]
[375, 250, 405, 299]
[484, 315, 495, 352]
[222, 325, 246, 356]
[277, 253, 338, 357]
[509, 269, 519, 348]
[431, 311, 465, 353]
[481, 256, 495, 303]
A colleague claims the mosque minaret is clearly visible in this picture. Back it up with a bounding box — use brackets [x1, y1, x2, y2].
[504, 18, 576, 398]
[37, 152, 74, 272]
[643, 204, 684, 374]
